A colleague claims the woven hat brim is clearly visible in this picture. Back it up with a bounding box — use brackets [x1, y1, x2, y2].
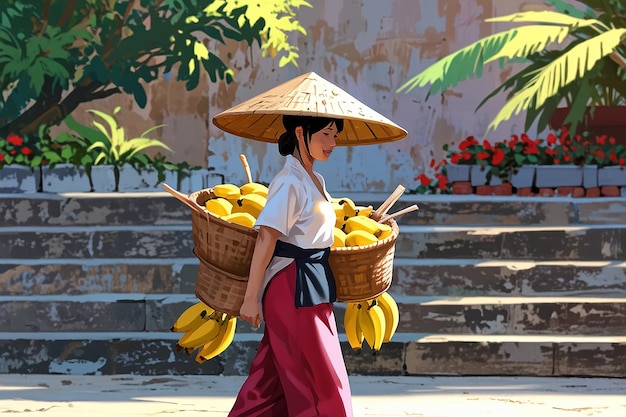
[212, 72, 408, 146]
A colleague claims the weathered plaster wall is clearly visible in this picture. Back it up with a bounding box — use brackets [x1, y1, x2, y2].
[57, 0, 548, 193]
[206, 0, 548, 193]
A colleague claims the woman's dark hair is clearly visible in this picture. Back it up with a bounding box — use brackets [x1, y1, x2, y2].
[278, 115, 344, 156]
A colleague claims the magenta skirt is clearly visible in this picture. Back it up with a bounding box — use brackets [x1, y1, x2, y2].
[228, 261, 353, 417]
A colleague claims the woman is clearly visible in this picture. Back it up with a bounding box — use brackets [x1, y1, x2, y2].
[229, 115, 353, 417]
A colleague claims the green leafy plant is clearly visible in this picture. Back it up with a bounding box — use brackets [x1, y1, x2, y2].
[397, 0, 626, 135]
[0, 0, 311, 138]
[65, 106, 172, 191]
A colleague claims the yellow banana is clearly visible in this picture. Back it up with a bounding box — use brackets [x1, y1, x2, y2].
[333, 202, 347, 229]
[345, 230, 378, 247]
[333, 227, 347, 248]
[205, 197, 233, 218]
[212, 183, 241, 200]
[240, 182, 268, 198]
[171, 301, 213, 333]
[343, 302, 364, 351]
[221, 212, 256, 228]
[231, 193, 266, 218]
[377, 223, 393, 240]
[364, 300, 386, 353]
[356, 205, 374, 217]
[357, 301, 377, 351]
[178, 311, 224, 350]
[338, 198, 357, 217]
[197, 315, 237, 363]
[376, 292, 399, 343]
[344, 215, 381, 236]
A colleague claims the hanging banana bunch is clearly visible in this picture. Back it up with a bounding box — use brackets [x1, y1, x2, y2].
[344, 291, 399, 355]
[171, 301, 238, 364]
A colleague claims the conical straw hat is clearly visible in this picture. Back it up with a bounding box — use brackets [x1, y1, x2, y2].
[212, 72, 408, 146]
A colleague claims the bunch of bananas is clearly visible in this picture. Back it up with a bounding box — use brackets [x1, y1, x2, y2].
[344, 291, 399, 354]
[206, 186, 393, 248]
[331, 198, 393, 248]
[203, 182, 268, 228]
[171, 301, 237, 364]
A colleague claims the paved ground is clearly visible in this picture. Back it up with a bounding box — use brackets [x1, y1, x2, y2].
[0, 374, 625, 416]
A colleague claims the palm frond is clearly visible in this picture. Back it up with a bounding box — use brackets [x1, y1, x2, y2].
[487, 28, 626, 132]
[486, 10, 602, 29]
[397, 25, 571, 95]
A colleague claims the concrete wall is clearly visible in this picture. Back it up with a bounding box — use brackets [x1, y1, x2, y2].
[57, 0, 548, 193]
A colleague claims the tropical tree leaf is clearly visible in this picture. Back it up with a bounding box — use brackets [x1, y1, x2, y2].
[487, 28, 626, 131]
[486, 10, 602, 28]
[397, 25, 572, 96]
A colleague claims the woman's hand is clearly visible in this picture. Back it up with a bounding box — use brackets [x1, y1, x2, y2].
[239, 225, 281, 329]
[239, 299, 261, 329]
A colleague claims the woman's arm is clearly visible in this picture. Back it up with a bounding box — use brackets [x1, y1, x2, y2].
[239, 225, 282, 327]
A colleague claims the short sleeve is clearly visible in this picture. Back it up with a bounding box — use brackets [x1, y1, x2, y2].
[255, 174, 304, 237]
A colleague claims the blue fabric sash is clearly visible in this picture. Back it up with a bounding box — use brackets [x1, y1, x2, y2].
[273, 240, 337, 307]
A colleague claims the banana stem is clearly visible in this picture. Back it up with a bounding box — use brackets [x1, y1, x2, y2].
[240, 154, 253, 183]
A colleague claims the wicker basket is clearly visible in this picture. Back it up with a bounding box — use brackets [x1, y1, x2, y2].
[329, 218, 399, 302]
[189, 188, 258, 277]
[194, 249, 247, 316]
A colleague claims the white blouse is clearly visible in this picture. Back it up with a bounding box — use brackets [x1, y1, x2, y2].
[254, 155, 336, 316]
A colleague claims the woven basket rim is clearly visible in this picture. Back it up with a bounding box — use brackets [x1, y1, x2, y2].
[189, 187, 258, 236]
[330, 218, 399, 253]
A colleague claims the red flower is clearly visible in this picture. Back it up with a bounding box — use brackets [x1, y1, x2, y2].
[435, 173, 449, 190]
[619, 158, 625, 166]
[491, 148, 505, 166]
[596, 135, 607, 145]
[462, 152, 472, 160]
[609, 137, 616, 145]
[610, 153, 617, 163]
[450, 153, 461, 164]
[458, 135, 478, 152]
[0, 153, 4, 162]
[482, 140, 492, 150]
[429, 158, 435, 168]
[418, 173, 431, 186]
[595, 150, 605, 160]
[10, 149, 16, 155]
[547, 133, 557, 145]
[525, 145, 539, 155]
[7, 133, 23, 146]
[477, 151, 490, 160]
[563, 154, 572, 162]
[21, 147, 32, 156]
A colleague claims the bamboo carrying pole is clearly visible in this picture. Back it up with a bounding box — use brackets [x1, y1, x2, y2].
[373, 185, 405, 219]
[378, 204, 419, 224]
[162, 183, 204, 214]
[239, 154, 253, 183]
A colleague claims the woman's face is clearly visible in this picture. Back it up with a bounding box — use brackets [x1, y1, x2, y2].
[298, 121, 339, 162]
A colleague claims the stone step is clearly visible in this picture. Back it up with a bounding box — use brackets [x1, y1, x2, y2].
[0, 259, 200, 296]
[0, 332, 623, 377]
[2, 224, 625, 260]
[2, 193, 625, 227]
[2, 294, 625, 336]
[393, 259, 626, 296]
[395, 224, 626, 260]
[0, 225, 194, 259]
[3, 259, 626, 297]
